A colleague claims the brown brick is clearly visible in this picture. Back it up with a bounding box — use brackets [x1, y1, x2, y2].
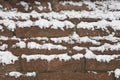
[66, 18, 100, 24]
[32, 0, 52, 12]
[21, 58, 83, 71]
[38, 72, 113, 80]
[9, 48, 67, 56]
[0, 61, 20, 72]
[86, 59, 120, 71]
[50, 38, 101, 47]
[16, 27, 74, 38]
[0, 75, 35, 80]
[52, 0, 90, 11]
[21, 59, 48, 71]
[92, 50, 120, 55]
[0, 40, 18, 49]
[0, 27, 13, 37]
[68, 48, 86, 55]
[77, 28, 110, 37]
[115, 30, 120, 37]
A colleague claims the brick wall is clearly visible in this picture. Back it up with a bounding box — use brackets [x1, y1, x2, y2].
[0, 0, 120, 80]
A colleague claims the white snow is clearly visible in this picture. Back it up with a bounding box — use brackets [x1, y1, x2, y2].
[21, 53, 84, 62]
[0, 44, 8, 50]
[114, 69, 120, 78]
[48, 2, 52, 11]
[0, 51, 18, 65]
[90, 43, 120, 52]
[16, 20, 33, 28]
[6, 71, 36, 78]
[38, 6, 46, 11]
[27, 42, 67, 50]
[85, 50, 120, 62]
[25, 72, 36, 77]
[60, 1, 83, 6]
[50, 32, 101, 45]
[12, 41, 26, 48]
[19, 1, 29, 11]
[72, 54, 84, 60]
[7, 71, 22, 78]
[73, 46, 85, 51]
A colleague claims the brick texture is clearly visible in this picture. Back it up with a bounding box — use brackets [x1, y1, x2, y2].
[38, 72, 113, 80]
[86, 59, 120, 71]
[16, 27, 74, 38]
[21, 59, 84, 72]
[0, 0, 120, 80]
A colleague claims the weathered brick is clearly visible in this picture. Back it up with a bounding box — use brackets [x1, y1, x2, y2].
[52, 0, 90, 11]
[32, 0, 52, 12]
[50, 38, 101, 47]
[0, 61, 20, 72]
[86, 59, 120, 71]
[9, 48, 68, 56]
[0, 40, 18, 49]
[16, 27, 74, 38]
[115, 30, 120, 37]
[38, 72, 113, 80]
[21, 59, 83, 71]
[91, 50, 120, 55]
[0, 75, 35, 80]
[69, 48, 86, 55]
[77, 28, 110, 37]
[66, 18, 100, 24]
[0, 27, 13, 37]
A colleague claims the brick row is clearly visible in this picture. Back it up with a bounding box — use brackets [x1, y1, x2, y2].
[38, 72, 113, 80]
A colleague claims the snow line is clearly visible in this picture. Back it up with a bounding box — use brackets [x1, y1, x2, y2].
[5, 71, 36, 78]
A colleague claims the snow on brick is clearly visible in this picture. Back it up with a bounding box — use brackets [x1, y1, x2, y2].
[21, 53, 84, 62]
[27, 42, 67, 50]
[0, 44, 8, 50]
[6, 71, 36, 78]
[0, 51, 18, 65]
[51, 32, 101, 45]
[90, 43, 120, 52]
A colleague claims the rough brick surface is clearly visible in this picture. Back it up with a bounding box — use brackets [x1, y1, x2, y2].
[77, 28, 110, 37]
[9, 48, 68, 55]
[52, 0, 90, 11]
[0, 0, 120, 80]
[38, 72, 113, 80]
[21, 59, 84, 71]
[0, 27, 13, 37]
[0, 61, 20, 72]
[86, 59, 120, 71]
[0, 75, 35, 80]
[16, 27, 74, 38]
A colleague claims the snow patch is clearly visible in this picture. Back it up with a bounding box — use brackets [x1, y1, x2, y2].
[6, 71, 36, 78]
[13, 41, 26, 48]
[85, 50, 120, 62]
[60, 1, 83, 6]
[0, 51, 18, 65]
[114, 69, 120, 78]
[27, 42, 67, 50]
[20, 1, 29, 11]
[90, 43, 120, 52]
[21, 53, 84, 62]
[0, 44, 8, 50]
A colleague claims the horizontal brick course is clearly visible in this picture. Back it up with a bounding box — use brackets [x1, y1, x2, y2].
[77, 28, 110, 37]
[0, 61, 20, 72]
[21, 58, 84, 72]
[86, 59, 120, 71]
[16, 27, 74, 38]
[38, 72, 113, 80]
